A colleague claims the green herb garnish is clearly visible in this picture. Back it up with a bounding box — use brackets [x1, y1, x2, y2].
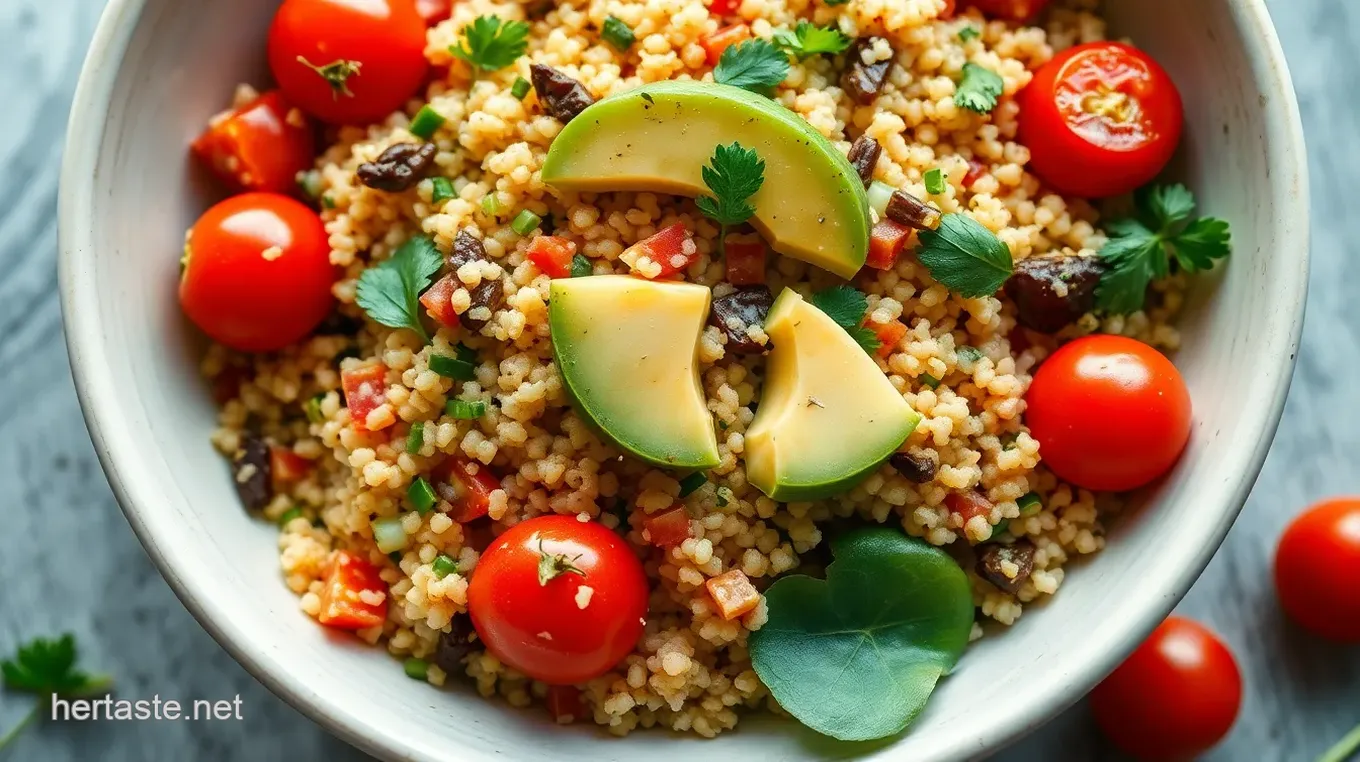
[430, 355, 477, 380]
[924, 167, 946, 195]
[409, 105, 446, 140]
[408, 477, 437, 514]
[772, 21, 851, 61]
[811, 285, 879, 354]
[601, 16, 636, 51]
[455, 343, 478, 363]
[697, 142, 765, 249]
[406, 422, 425, 454]
[510, 76, 532, 100]
[570, 253, 593, 277]
[955, 62, 1004, 114]
[446, 399, 487, 419]
[355, 235, 443, 344]
[916, 213, 1013, 297]
[481, 193, 502, 217]
[714, 39, 789, 96]
[511, 209, 542, 235]
[430, 177, 456, 205]
[1, 634, 113, 752]
[450, 16, 531, 74]
[957, 345, 984, 363]
[432, 554, 459, 579]
[716, 486, 734, 508]
[403, 658, 429, 681]
[991, 519, 1010, 538]
[1017, 492, 1042, 516]
[678, 472, 708, 498]
[304, 393, 326, 424]
[920, 373, 941, 389]
[958, 26, 980, 43]
[278, 507, 304, 528]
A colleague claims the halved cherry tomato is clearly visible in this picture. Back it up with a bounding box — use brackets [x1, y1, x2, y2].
[1275, 498, 1360, 642]
[643, 506, 693, 547]
[723, 234, 766, 285]
[945, 491, 993, 525]
[1018, 41, 1183, 198]
[1026, 335, 1191, 492]
[869, 319, 908, 359]
[467, 515, 649, 684]
[432, 459, 501, 523]
[317, 550, 388, 630]
[270, 445, 314, 486]
[341, 363, 390, 432]
[1090, 616, 1241, 760]
[414, 0, 452, 24]
[192, 91, 315, 194]
[547, 685, 587, 724]
[268, 0, 428, 125]
[419, 274, 461, 328]
[526, 235, 578, 279]
[179, 192, 335, 352]
[962, 0, 1050, 21]
[866, 219, 913, 270]
[700, 24, 750, 66]
[625, 223, 698, 279]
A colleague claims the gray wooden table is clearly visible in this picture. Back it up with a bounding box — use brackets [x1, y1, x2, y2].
[0, 0, 1352, 759]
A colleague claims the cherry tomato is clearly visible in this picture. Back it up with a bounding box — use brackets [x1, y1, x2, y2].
[1017, 42, 1183, 198]
[414, 0, 452, 24]
[963, 0, 1050, 20]
[467, 515, 648, 685]
[191, 90, 315, 194]
[1026, 335, 1190, 492]
[1090, 616, 1241, 760]
[1275, 498, 1360, 642]
[180, 192, 335, 353]
[268, 0, 428, 125]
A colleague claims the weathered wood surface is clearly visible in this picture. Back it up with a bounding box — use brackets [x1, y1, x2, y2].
[0, 0, 1351, 759]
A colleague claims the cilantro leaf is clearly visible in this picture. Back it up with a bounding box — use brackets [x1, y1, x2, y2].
[1140, 183, 1196, 229]
[355, 235, 444, 343]
[916, 213, 1014, 297]
[714, 39, 790, 96]
[954, 62, 1004, 114]
[1171, 217, 1232, 271]
[810, 285, 868, 328]
[570, 253, 593, 277]
[696, 142, 765, 227]
[846, 325, 882, 355]
[450, 16, 530, 73]
[772, 21, 851, 61]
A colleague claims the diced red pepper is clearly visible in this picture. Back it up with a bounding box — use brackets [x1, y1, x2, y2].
[432, 459, 502, 523]
[547, 685, 586, 724]
[526, 235, 578, 279]
[706, 569, 760, 620]
[700, 24, 750, 66]
[963, 0, 1051, 21]
[341, 363, 390, 432]
[963, 158, 988, 189]
[420, 274, 461, 328]
[866, 219, 913, 270]
[723, 235, 766, 285]
[624, 223, 697, 279]
[317, 550, 388, 630]
[191, 90, 315, 195]
[414, 0, 452, 23]
[945, 491, 995, 526]
[869, 320, 909, 359]
[644, 506, 693, 547]
[270, 445, 314, 486]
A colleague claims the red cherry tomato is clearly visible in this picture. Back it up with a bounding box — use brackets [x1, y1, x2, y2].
[467, 515, 648, 685]
[1275, 498, 1360, 642]
[191, 90, 315, 194]
[180, 193, 335, 352]
[268, 0, 429, 125]
[1017, 42, 1183, 198]
[1090, 616, 1242, 760]
[963, 0, 1050, 20]
[414, 0, 452, 24]
[1026, 335, 1190, 492]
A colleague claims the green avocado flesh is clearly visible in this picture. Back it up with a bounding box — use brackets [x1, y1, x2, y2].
[745, 289, 921, 501]
[549, 275, 720, 469]
[540, 81, 871, 279]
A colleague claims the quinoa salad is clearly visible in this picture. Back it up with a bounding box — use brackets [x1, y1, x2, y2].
[179, 0, 1231, 742]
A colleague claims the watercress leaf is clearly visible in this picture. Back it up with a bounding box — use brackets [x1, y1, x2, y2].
[749, 528, 973, 741]
[915, 213, 1013, 297]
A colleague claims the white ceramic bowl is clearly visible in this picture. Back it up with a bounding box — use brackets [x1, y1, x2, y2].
[59, 1, 1308, 760]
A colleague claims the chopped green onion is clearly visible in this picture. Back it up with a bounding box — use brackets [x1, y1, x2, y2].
[406, 422, 425, 455]
[455, 343, 478, 363]
[957, 345, 984, 363]
[481, 193, 502, 218]
[403, 658, 429, 680]
[678, 472, 708, 498]
[867, 180, 895, 218]
[430, 177, 456, 205]
[408, 477, 437, 514]
[1017, 492, 1042, 516]
[373, 516, 408, 554]
[446, 399, 487, 419]
[277, 507, 304, 528]
[716, 486, 734, 508]
[409, 105, 446, 140]
[321, 195, 337, 210]
[304, 394, 326, 424]
[602, 16, 636, 51]
[570, 253, 592, 278]
[511, 209, 542, 235]
[432, 554, 459, 579]
[510, 76, 532, 100]
[430, 355, 477, 380]
[924, 168, 946, 195]
[958, 26, 980, 43]
[991, 519, 1010, 539]
[920, 373, 941, 389]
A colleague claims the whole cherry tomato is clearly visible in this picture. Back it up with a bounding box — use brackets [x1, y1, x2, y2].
[268, 0, 429, 125]
[1090, 616, 1242, 760]
[1275, 498, 1360, 642]
[191, 90, 315, 194]
[1017, 42, 1183, 198]
[179, 193, 335, 352]
[467, 515, 648, 685]
[962, 0, 1050, 20]
[1026, 335, 1191, 492]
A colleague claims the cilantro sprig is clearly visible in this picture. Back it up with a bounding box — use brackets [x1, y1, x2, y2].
[811, 285, 880, 355]
[714, 39, 790, 96]
[1096, 184, 1232, 314]
[450, 16, 530, 74]
[955, 62, 1004, 114]
[916, 213, 1014, 297]
[773, 21, 851, 61]
[697, 142, 766, 250]
[2, 634, 112, 752]
[355, 235, 445, 344]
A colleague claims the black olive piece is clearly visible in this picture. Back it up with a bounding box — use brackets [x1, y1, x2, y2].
[889, 452, 937, 484]
[1003, 255, 1105, 334]
[709, 286, 775, 354]
[530, 64, 597, 124]
[847, 135, 882, 188]
[842, 37, 894, 104]
[357, 142, 437, 192]
[233, 434, 272, 511]
[885, 190, 942, 231]
[976, 538, 1036, 594]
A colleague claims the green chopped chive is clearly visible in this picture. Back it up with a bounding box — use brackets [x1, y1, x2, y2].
[958, 26, 980, 43]
[957, 345, 984, 363]
[406, 422, 425, 455]
[920, 373, 941, 389]
[304, 394, 326, 424]
[429, 355, 477, 380]
[430, 177, 456, 205]
[373, 516, 408, 553]
[432, 554, 459, 579]
[446, 399, 487, 419]
[511, 209, 542, 235]
[570, 253, 593, 278]
[277, 507, 304, 528]
[321, 195, 337, 209]
[991, 519, 1010, 538]
[601, 16, 636, 51]
[678, 472, 708, 498]
[924, 168, 946, 195]
[1017, 492, 1042, 516]
[481, 193, 502, 217]
[408, 477, 437, 514]
[404, 658, 429, 680]
[409, 105, 446, 139]
[455, 343, 478, 363]
[510, 76, 532, 100]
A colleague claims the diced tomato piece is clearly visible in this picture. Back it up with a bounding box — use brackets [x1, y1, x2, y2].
[420, 274, 461, 328]
[341, 363, 390, 432]
[644, 506, 693, 547]
[624, 224, 697, 279]
[866, 219, 913, 270]
[414, 0, 452, 23]
[723, 235, 766, 285]
[433, 459, 502, 523]
[963, 158, 988, 189]
[547, 685, 587, 724]
[963, 0, 1051, 21]
[317, 550, 388, 630]
[526, 235, 578, 279]
[707, 569, 760, 620]
[946, 491, 995, 526]
[869, 320, 909, 359]
[270, 445, 314, 486]
[191, 91, 315, 195]
[700, 24, 750, 66]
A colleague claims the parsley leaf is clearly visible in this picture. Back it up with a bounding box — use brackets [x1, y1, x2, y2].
[772, 21, 851, 61]
[450, 16, 530, 73]
[955, 62, 1004, 114]
[714, 39, 790, 96]
[570, 253, 593, 277]
[355, 235, 444, 343]
[958, 26, 980, 42]
[2, 634, 113, 751]
[916, 213, 1014, 297]
[697, 142, 765, 227]
[1095, 184, 1232, 314]
[811, 286, 879, 354]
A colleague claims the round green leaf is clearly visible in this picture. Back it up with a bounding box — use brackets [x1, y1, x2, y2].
[749, 527, 974, 741]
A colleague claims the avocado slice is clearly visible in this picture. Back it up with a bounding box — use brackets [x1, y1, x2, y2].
[540, 81, 870, 279]
[549, 275, 720, 469]
[745, 289, 921, 501]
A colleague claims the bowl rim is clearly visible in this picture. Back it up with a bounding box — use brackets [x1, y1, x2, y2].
[58, 0, 1309, 759]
